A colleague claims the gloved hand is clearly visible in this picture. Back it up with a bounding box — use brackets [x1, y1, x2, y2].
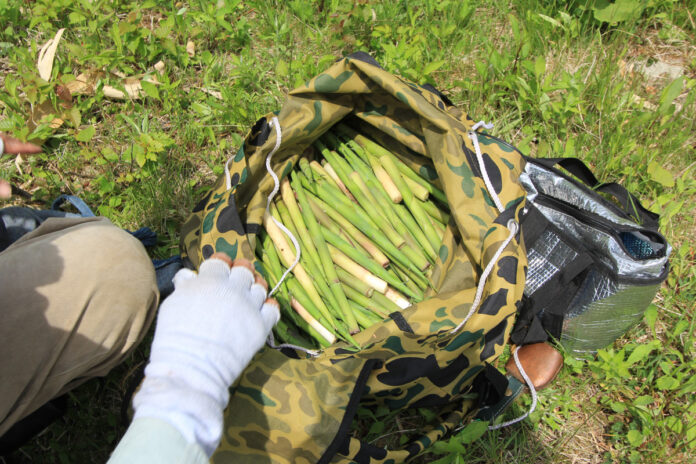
[132, 253, 279, 456]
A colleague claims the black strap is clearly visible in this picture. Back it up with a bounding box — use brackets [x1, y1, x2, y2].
[529, 157, 659, 230]
[513, 204, 595, 345]
[472, 363, 509, 408]
[520, 203, 549, 249]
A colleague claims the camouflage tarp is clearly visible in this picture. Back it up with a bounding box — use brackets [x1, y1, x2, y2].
[180, 53, 528, 464]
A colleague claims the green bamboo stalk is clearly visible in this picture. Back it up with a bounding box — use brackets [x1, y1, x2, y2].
[403, 175, 429, 201]
[327, 244, 388, 294]
[259, 263, 317, 348]
[429, 213, 446, 239]
[285, 279, 338, 346]
[307, 191, 389, 267]
[263, 208, 337, 328]
[292, 172, 359, 334]
[311, 180, 422, 275]
[420, 198, 450, 225]
[371, 290, 404, 315]
[392, 203, 439, 262]
[316, 138, 406, 250]
[261, 236, 334, 347]
[282, 271, 358, 347]
[365, 176, 437, 264]
[334, 126, 427, 204]
[327, 132, 436, 264]
[347, 299, 384, 329]
[274, 200, 344, 321]
[280, 177, 325, 280]
[343, 284, 393, 317]
[308, 160, 342, 190]
[298, 157, 315, 183]
[337, 134, 403, 203]
[388, 258, 430, 292]
[351, 173, 431, 270]
[336, 267, 374, 297]
[302, 188, 369, 257]
[326, 158, 406, 251]
[379, 155, 442, 254]
[390, 264, 425, 298]
[320, 226, 421, 300]
[336, 122, 448, 205]
[349, 171, 429, 272]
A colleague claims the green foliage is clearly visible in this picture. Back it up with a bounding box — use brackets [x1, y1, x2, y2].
[1, 0, 694, 462]
[592, 0, 646, 25]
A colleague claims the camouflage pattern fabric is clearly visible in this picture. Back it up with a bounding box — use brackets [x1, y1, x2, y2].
[180, 54, 528, 463]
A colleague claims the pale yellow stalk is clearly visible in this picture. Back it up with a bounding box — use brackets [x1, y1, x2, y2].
[385, 287, 411, 309]
[327, 244, 388, 294]
[309, 161, 340, 189]
[404, 176, 429, 201]
[323, 162, 355, 201]
[263, 211, 334, 325]
[373, 164, 402, 202]
[290, 298, 337, 345]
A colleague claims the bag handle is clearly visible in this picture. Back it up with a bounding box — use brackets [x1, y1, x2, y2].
[51, 194, 96, 217]
[530, 157, 660, 230]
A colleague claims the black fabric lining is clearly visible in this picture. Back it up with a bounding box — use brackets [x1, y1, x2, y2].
[317, 359, 383, 464]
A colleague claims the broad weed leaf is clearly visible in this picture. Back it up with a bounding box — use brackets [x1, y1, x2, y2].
[593, 0, 645, 24]
[648, 161, 675, 187]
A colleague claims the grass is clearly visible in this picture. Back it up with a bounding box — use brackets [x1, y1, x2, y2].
[1, 0, 694, 462]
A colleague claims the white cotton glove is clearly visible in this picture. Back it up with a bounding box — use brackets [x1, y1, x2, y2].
[132, 255, 280, 457]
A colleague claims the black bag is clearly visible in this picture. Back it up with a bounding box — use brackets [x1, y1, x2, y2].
[512, 157, 670, 355]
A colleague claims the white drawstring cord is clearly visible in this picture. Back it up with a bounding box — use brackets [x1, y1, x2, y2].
[230, 117, 316, 356]
[450, 120, 513, 335]
[259, 117, 302, 297]
[266, 331, 320, 357]
[449, 219, 518, 334]
[470, 121, 505, 214]
[453, 122, 536, 430]
[488, 347, 538, 430]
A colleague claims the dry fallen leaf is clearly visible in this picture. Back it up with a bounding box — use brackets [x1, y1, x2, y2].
[186, 40, 195, 57]
[200, 87, 222, 99]
[37, 28, 65, 81]
[30, 100, 65, 131]
[632, 94, 657, 111]
[103, 74, 160, 100]
[14, 154, 24, 175]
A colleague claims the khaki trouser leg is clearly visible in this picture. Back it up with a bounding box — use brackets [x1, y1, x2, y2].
[0, 217, 159, 436]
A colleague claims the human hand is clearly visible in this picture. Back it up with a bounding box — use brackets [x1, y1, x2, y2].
[0, 132, 42, 199]
[0, 133, 42, 156]
[132, 253, 279, 456]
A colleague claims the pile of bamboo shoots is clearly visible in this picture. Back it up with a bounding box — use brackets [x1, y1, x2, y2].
[256, 123, 449, 349]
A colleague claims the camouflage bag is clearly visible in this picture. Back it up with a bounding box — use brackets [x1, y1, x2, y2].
[180, 53, 528, 463]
